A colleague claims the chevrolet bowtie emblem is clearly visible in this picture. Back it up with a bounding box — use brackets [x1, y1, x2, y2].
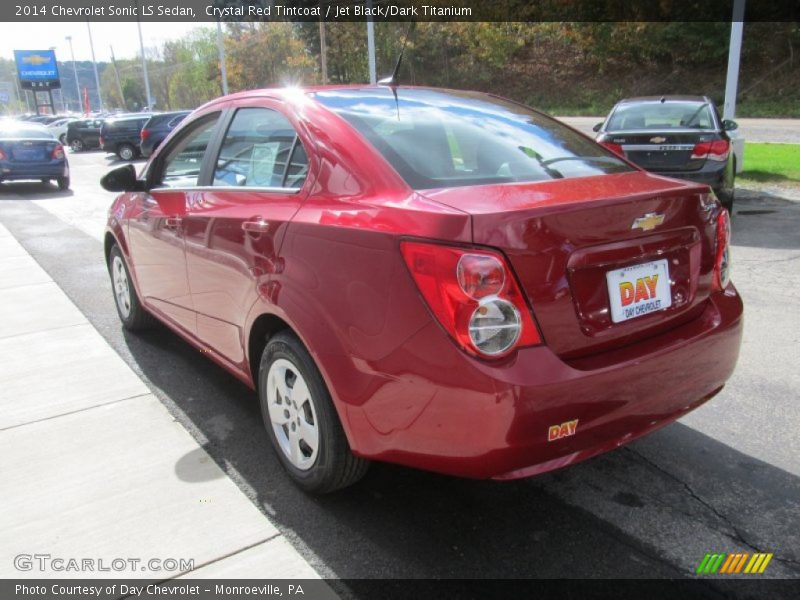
[650, 136, 667, 144]
[632, 213, 665, 231]
[22, 55, 51, 65]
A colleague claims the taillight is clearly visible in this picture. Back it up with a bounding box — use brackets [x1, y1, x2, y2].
[99, 136, 105, 147]
[0, 148, 7, 161]
[692, 140, 730, 162]
[712, 209, 732, 291]
[600, 141, 625, 156]
[51, 144, 65, 160]
[400, 241, 542, 358]
[141, 129, 150, 142]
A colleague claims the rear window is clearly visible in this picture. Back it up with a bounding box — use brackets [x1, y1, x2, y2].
[606, 101, 716, 131]
[313, 88, 632, 190]
[0, 127, 54, 140]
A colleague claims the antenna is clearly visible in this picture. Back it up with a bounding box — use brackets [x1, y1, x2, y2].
[378, 21, 416, 87]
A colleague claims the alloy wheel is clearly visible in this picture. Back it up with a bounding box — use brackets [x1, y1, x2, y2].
[266, 358, 319, 471]
[112, 256, 131, 319]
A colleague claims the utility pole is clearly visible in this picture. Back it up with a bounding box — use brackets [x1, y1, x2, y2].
[216, 20, 229, 95]
[723, 0, 745, 121]
[366, 0, 376, 84]
[136, 1, 153, 110]
[66, 35, 80, 113]
[86, 22, 104, 112]
[110, 46, 126, 109]
[319, 20, 328, 84]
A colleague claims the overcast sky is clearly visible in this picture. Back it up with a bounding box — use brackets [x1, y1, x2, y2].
[2, 22, 213, 63]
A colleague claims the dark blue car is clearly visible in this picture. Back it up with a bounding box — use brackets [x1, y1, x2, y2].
[140, 111, 190, 158]
[0, 123, 70, 190]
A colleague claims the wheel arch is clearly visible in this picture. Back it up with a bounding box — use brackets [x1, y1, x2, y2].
[245, 307, 361, 452]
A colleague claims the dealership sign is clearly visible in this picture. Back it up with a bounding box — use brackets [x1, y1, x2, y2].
[14, 49, 61, 90]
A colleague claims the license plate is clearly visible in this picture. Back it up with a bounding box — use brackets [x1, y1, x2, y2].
[13, 149, 42, 161]
[606, 259, 672, 323]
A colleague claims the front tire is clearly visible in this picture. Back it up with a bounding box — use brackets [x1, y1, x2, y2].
[59, 133, 67, 145]
[70, 139, 84, 152]
[258, 331, 369, 493]
[108, 244, 155, 331]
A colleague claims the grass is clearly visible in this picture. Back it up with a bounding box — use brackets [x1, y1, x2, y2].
[739, 143, 800, 183]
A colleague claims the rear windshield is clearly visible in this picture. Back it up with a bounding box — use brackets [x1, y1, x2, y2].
[0, 127, 54, 140]
[606, 101, 717, 131]
[313, 88, 632, 190]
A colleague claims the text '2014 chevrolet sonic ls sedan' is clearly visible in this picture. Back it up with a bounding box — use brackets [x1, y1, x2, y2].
[101, 86, 742, 493]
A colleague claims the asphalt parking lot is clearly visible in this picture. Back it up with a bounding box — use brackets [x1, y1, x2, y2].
[1, 150, 799, 594]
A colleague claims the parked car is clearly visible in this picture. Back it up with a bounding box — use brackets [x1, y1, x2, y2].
[140, 110, 191, 157]
[594, 96, 739, 210]
[0, 123, 70, 189]
[66, 118, 104, 152]
[101, 86, 742, 493]
[100, 114, 151, 160]
[28, 115, 61, 125]
[47, 116, 78, 145]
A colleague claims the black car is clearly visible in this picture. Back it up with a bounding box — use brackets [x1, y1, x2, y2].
[100, 115, 151, 161]
[594, 96, 738, 210]
[139, 110, 190, 157]
[66, 118, 105, 152]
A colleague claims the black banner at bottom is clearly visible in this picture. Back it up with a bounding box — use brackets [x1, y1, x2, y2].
[3, 579, 800, 600]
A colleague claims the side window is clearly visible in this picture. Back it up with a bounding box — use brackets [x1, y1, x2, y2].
[156, 114, 220, 189]
[213, 107, 308, 190]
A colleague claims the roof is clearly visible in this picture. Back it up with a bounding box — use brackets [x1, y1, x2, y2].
[617, 95, 711, 104]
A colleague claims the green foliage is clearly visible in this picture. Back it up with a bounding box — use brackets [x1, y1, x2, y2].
[4, 22, 799, 118]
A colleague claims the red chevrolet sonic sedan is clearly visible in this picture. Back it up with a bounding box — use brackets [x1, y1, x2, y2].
[101, 86, 742, 493]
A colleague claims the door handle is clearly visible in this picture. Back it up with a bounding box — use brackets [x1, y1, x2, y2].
[165, 216, 183, 229]
[242, 219, 270, 233]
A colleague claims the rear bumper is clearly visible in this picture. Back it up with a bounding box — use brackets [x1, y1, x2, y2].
[343, 286, 743, 480]
[140, 137, 161, 157]
[0, 161, 68, 180]
[654, 162, 727, 191]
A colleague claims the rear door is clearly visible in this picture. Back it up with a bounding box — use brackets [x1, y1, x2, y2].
[183, 101, 313, 365]
[126, 112, 222, 334]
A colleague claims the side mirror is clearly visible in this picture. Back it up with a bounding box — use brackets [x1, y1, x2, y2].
[722, 119, 738, 131]
[101, 164, 144, 192]
[592, 122, 603, 132]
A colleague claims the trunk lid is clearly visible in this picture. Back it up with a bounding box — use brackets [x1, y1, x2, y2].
[0, 139, 56, 163]
[606, 130, 720, 172]
[423, 171, 718, 359]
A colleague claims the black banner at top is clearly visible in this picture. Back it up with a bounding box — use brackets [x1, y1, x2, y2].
[3, 0, 800, 23]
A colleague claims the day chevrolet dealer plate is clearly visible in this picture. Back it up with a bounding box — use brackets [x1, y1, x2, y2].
[606, 259, 672, 323]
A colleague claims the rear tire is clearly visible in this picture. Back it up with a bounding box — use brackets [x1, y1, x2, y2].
[70, 139, 84, 152]
[719, 189, 734, 212]
[56, 176, 69, 191]
[108, 244, 155, 331]
[258, 331, 369, 493]
[59, 134, 67, 145]
[117, 143, 137, 161]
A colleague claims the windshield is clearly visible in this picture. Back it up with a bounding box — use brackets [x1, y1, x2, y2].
[313, 88, 632, 190]
[606, 101, 716, 131]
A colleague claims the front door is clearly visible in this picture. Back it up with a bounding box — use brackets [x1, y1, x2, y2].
[126, 112, 221, 334]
